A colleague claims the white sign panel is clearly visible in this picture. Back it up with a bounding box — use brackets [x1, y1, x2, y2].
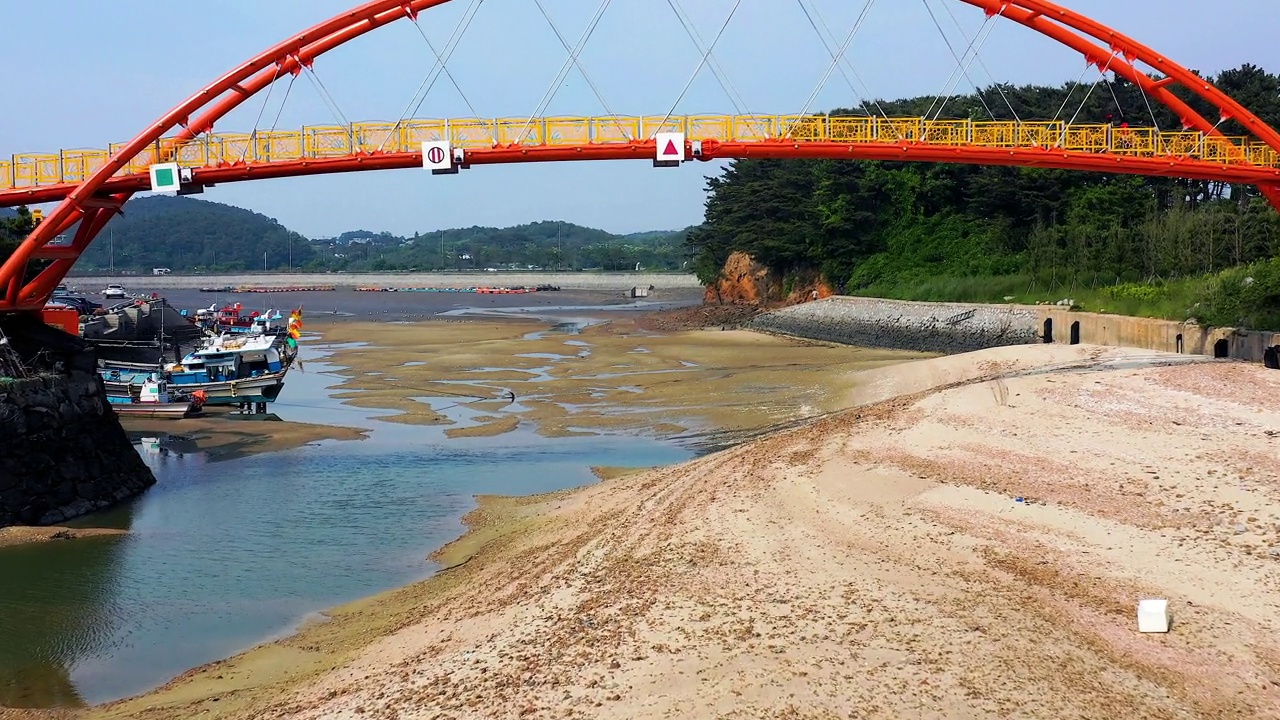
[422, 141, 452, 171]
[149, 162, 182, 193]
[655, 132, 685, 163]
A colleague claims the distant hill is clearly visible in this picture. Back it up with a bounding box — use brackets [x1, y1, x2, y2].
[76, 196, 312, 273]
[322, 220, 693, 272]
[61, 197, 696, 274]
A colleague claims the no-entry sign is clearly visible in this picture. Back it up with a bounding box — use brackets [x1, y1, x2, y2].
[422, 140, 452, 171]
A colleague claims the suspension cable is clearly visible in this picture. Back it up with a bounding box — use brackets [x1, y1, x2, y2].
[799, 0, 902, 140]
[939, 0, 1022, 123]
[379, 0, 486, 151]
[1133, 68, 1165, 133]
[790, 0, 877, 138]
[1106, 76, 1127, 121]
[411, 15, 488, 132]
[1055, 52, 1117, 147]
[922, 15, 997, 141]
[514, 0, 613, 146]
[238, 60, 286, 163]
[921, 13, 994, 126]
[530, 0, 632, 141]
[1050, 60, 1097, 123]
[302, 65, 352, 130]
[667, 0, 750, 118]
[267, 68, 298, 135]
[921, 0, 995, 121]
[654, 0, 743, 139]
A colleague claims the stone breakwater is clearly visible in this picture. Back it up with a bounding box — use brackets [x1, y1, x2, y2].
[0, 373, 155, 527]
[749, 296, 1041, 353]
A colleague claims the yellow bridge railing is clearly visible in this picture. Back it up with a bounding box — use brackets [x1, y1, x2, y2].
[3, 114, 1276, 190]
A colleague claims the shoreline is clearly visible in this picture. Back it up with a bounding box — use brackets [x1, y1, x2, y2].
[18, 302, 1278, 717]
[0, 526, 128, 550]
[83, 488, 583, 720]
[15, 306, 904, 715]
[83, 340, 1280, 719]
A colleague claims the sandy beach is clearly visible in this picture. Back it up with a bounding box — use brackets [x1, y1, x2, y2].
[310, 313, 922, 444]
[117, 415, 367, 462]
[70, 337, 1280, 720]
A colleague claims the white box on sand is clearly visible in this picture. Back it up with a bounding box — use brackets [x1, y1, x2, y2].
[1137, 599, 1170, 633]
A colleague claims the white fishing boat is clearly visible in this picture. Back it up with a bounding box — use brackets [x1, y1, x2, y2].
[107, 374, 204, 419]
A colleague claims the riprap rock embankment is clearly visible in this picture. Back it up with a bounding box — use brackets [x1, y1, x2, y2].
[750, 296, 1041, 353]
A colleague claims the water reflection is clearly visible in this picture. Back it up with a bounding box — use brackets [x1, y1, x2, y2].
[0, 534, 131, 708]
[0, 343, 693, 707]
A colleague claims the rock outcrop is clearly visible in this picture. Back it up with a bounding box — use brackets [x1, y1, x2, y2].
[703, 252, 835, 306]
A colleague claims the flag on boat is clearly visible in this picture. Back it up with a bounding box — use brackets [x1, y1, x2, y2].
[286, 308, 303, 348]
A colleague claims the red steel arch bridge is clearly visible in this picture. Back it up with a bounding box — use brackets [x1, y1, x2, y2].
[2, 0, 1278, 312]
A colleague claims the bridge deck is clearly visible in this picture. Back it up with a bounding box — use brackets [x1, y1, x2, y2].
[3, 114, 1275, 190]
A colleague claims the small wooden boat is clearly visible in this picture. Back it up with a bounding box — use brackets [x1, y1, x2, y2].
[107, 374, 204, 419]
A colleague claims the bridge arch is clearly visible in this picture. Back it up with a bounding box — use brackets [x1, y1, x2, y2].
[3, 0, 1278, 311]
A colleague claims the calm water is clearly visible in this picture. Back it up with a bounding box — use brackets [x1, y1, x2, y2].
[0, 339, 693, 708]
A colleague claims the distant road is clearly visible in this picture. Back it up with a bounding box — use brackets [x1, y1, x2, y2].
[66, 272, 703, 291]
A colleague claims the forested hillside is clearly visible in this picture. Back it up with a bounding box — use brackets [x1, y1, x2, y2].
[77, 197, 314, 272]
[57, 196, 691, 274]
[320, 222, 693, 272]
[686, 64, 1280, 329]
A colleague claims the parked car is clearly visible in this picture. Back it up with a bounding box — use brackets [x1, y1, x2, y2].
[102, 284, 128, 299]
[50, 293, 102, 315]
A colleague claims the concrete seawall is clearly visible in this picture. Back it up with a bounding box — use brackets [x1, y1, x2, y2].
[751, 296, 1280, 361]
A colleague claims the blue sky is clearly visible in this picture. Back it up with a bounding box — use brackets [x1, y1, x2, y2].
[2, 0, 1276, 238]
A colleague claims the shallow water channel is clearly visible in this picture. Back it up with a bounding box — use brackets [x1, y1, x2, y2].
[0, 339, 693, 708]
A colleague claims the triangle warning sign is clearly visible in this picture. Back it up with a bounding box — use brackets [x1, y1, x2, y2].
[663, 139, 679, 158]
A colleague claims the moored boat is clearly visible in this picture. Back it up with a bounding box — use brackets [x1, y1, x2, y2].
[192, 303, 287, 337]
[100, 309, 302, 414]
[107, 374, 204, 419]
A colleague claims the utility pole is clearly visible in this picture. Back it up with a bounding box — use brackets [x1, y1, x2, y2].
[557, 221, 562, 271]
[440, 230, 444, 269]
[288, 236, 292, 272]
[109, 229, 114, 274]
[263, 250, 268, 273]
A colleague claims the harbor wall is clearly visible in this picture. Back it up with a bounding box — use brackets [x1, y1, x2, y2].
[750, 296, 1280, 361]
[0, 315, 156, 528]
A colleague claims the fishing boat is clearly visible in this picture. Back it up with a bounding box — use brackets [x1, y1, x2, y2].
[107, 374, 205, 419]
[100, 309, 303, 414]
[192, 303, 287, 337]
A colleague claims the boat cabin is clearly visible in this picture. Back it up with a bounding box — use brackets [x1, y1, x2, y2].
[139, 374, 171, 404]
[194, 304, 285, 335]
[166, 333, 286, 384]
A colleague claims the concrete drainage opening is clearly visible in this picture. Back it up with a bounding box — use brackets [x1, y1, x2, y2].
[1069, 321, 1081, 345]
[1176, 333, 1184, 354]
[1042, 318, 1053, 344]
[1214, 339, 1229, 358]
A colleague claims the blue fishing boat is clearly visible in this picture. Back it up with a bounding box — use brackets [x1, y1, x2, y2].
[102, 328, 296, 413]
[101, 308, 302, 414]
